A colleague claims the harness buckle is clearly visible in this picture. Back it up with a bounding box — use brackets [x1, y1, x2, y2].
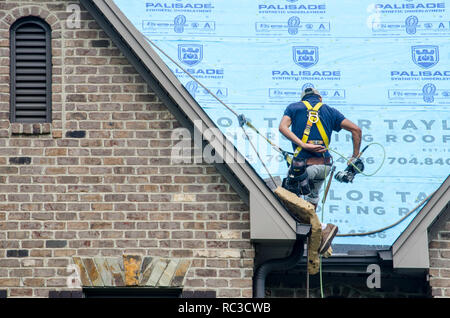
[308, 110, 319, 123]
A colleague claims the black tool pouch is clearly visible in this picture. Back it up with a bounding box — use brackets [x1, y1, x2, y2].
[282, 158, 311, 196]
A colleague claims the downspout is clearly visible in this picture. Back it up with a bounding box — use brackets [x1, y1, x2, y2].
[253, 223, 311, 298]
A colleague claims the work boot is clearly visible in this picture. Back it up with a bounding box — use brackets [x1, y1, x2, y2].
[319, 224, 338, 254]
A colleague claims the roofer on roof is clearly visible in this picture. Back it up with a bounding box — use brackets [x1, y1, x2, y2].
[279, 86, 362, 254]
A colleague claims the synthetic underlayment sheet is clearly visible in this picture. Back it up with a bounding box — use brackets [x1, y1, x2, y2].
[114, 0, 449, 247]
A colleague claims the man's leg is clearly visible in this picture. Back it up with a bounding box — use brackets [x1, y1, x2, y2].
[304, 164, 331, 210]
[303, 164, 338, 254]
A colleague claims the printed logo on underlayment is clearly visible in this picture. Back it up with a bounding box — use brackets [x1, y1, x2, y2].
[183, 80, 228, 99]
[302, 83, 315, 91]
[184, 80, 199, 98]
[422, 83, 437, 103]
[405, 15, 419, 34]
[174, 15, 187, 33]
[293, 46, 318, 68]
[286, 0, 298, 3]
[412, 45, 439, 68]
[287, 16, 301, 35]
[178, 44, 203, 66]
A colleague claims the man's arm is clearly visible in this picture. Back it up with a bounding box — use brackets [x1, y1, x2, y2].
[340, 118, 362, 159]
[279, 115, 326, 153]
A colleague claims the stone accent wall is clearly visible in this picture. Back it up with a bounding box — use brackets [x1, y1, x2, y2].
[0, 0, 254, 298]
[428, 213, 450, 298]
[72, 254, 191, 288]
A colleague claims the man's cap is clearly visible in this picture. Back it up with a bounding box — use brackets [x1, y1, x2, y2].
[301, 87, 321, 100]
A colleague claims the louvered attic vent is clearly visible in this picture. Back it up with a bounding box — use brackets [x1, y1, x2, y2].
[10, 17, 52, 123]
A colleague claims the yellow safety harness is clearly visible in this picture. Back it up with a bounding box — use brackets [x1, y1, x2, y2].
[287, 100, 329, 165]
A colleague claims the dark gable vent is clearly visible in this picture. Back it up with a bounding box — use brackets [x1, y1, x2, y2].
[10, 17, 52, 123]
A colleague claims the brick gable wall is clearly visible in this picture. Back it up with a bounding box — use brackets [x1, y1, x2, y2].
[0, 0, 254, 298]
[428, 215, 450, 298]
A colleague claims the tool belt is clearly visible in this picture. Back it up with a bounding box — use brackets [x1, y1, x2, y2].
[306, 156, 332, 166]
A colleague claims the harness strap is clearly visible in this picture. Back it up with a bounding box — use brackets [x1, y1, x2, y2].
[288, 101, 329, 164]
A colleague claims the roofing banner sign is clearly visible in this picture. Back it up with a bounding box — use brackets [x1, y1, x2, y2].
[115, 0, 450, 247]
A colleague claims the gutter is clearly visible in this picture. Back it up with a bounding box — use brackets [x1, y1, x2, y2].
[293, 249, 393, 275]
[253, 223, 311, 298]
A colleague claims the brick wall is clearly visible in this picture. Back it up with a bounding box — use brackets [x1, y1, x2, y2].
[428, 217, 450, 298]
[0, 0, 254, 298]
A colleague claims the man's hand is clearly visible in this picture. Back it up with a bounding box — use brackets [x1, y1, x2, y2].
[302, 143, 327, 153]
[279, 115, 328, 153]
[347, 156, 359, 166]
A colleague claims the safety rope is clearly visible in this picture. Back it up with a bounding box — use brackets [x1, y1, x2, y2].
[336, 193, 433, 237]
[321, 144, 433, 237]
[328, 144, 386, 178]
[316, 162, 433, 298]
[145, 36, 283, 186]
[145, 36, 297, 162]
[306, 237, 310, 299]
[145, 36, 282, 184]
[241, 118, 294, 160]
[318, 162, 334, 298]
[240, 125, 277, 186]
[144, 36, 239, 117]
